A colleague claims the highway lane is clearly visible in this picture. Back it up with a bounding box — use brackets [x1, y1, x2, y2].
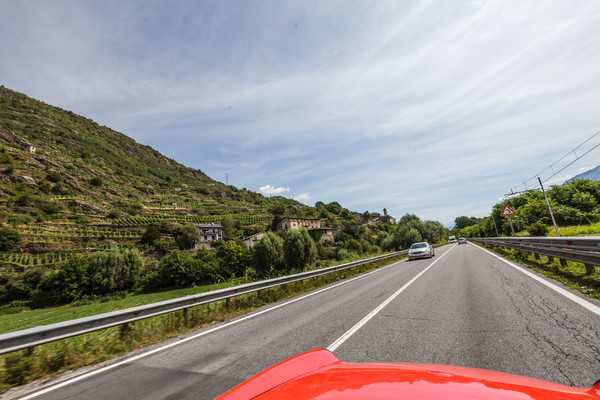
[13, 243, 600, 399]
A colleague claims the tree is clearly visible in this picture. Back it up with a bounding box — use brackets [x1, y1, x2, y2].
[217, 241, 250, 277]
[140, 225, 161, 245]
[175, 224, 199, 250]
[88, 247, 143, 294]
[325, 201, 342, 215]
[221, 216, 236, 240]
[453, 216, 478, 230]
[252, 232, 284, 277]
[315, 201, 325, 210]
[283, 228, 317, 271]
[345, 239, 363, 254]
[52, 255, 90, 302]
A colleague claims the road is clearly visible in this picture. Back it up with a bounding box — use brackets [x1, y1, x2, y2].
[13, 243, 600, 399]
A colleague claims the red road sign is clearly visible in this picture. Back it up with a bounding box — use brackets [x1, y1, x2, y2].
[500, 204, 517, 217]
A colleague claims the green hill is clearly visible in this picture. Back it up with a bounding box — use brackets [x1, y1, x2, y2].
[0, 86, 308, 269]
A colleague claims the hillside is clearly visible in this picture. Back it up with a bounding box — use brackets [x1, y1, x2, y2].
[0, 86, 309, 269]
[567, 165, 600, 183]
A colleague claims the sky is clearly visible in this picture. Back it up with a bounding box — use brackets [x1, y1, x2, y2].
[1, 0, 599, 227]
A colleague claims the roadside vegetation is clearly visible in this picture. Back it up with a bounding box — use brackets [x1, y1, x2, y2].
[451, 178, 600, 239]
[0, 252, 406, 392]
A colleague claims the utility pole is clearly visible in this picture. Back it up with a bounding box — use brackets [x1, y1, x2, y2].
[538, 176, 560, 236]
[491, 216, 500, 237]
[225, 173, 229, 186]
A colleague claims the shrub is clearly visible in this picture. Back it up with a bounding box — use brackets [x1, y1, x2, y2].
[45, 171, 62, 183]
[140, 225, 161, 245]
[528, 220, 550, 237]
[8, 214, 33, 226]
[89, 176, 103, 187]
[0, 226, 21, 251]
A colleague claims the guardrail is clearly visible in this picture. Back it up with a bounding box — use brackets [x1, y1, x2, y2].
[470, 236, 600, 275]
[0, 251, 407, 355]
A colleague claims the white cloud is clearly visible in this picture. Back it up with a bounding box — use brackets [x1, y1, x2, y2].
[2, 1, 600, 225]
[293, 193, 311, 205]
[259, 185, 290, 196]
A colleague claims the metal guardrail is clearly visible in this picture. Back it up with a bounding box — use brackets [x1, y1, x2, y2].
[470, 236, 600, 275]
[0, 251, 406, 355]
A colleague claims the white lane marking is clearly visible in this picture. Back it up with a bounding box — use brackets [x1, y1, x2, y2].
[18, 255, 415, 399]
[327, 248, 454, 352]
[474, 244, 600, 317]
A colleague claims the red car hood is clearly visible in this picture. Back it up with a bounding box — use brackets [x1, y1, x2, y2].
[216, 349, 600, 400]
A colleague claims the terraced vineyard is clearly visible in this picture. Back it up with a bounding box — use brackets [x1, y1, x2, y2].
[0, 87, 296, 272]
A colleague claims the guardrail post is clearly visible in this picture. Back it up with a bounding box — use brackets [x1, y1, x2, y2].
[559, 258, 568, 267]
[225, 297, 231, 310]
[547, 256, 554, 263]
[28, 346, 34, 357]
[534, 253, 540, 260]
[584, 264, 595, 275]
[183, 307, 189, 324]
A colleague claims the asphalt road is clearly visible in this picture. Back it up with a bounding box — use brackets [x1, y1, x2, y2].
[13, 243, 600, 399]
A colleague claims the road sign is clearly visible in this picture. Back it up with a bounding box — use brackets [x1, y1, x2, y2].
[500, 204, 517, 217]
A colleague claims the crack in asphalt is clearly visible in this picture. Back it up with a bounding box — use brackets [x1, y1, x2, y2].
[507, 278, 600, 386]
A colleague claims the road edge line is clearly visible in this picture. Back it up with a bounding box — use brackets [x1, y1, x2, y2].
[473, 243, 600, 316]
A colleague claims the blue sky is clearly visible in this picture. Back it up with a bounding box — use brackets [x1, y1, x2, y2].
[1, 1, 599, 226]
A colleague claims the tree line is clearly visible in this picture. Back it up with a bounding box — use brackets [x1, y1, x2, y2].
[1, 211, 449, 309]
[452, 179, 600, 237]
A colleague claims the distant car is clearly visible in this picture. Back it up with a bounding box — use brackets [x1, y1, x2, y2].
[458, 237, 467, 244]
[408, 241, 434, 260]
[216, 349, 600, 400]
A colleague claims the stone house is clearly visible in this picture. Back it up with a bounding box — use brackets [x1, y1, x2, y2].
[195, 223, 223, 242]
[276, 217, 321, 231]
[242, 232, 266, 248]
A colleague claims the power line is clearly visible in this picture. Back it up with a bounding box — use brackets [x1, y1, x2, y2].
[508, 129, 600, 196]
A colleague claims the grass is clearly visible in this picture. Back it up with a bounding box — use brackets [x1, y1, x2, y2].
[0, 279, 248, 335]
[0, 253, 406, 392]
[553, 222, 600, 237]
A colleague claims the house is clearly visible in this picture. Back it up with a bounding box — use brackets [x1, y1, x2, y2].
[242, 232, 266, 248]
[276, 218, 321, 231]
[194, 223, 223, 242]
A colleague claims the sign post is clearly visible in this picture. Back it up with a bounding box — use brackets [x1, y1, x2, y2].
[500, 204, 517, 236]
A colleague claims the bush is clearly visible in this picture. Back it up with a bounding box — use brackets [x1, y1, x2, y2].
[345, 239, 363, 254]
[8, 214, 33, 226]
[0, 226, 21, 251]
[45, 171, 62, 183]
[140, 225, 161, 245]
[528, 220, 550, 237]
[89, 177, 103, 187]
[152, 250, 218, 288]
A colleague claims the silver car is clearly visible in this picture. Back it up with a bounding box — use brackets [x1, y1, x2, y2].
[408, 242, 434, 260]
